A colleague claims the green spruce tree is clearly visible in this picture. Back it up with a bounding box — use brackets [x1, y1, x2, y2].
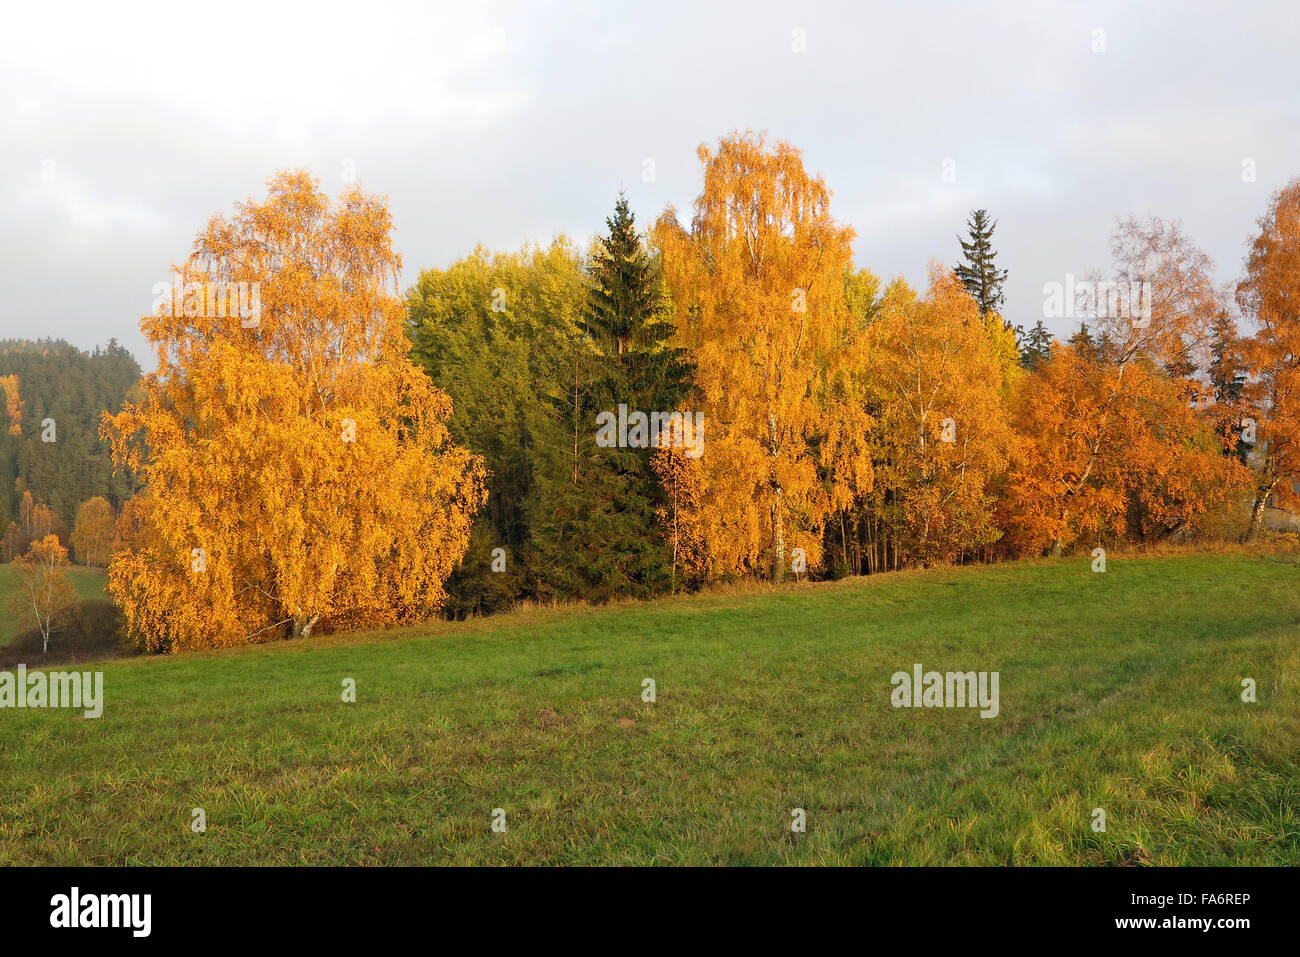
[954, 209, 1010, 320]
[1020, 320, 1054, 369]
[529, 194, 693, 601]
[1208, 309, 1244, 405]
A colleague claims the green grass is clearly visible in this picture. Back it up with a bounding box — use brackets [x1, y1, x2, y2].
[1, 553, 1296, 865]
[0, 564, 107, 645]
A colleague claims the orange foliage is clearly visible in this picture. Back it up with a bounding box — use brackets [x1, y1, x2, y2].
[1237, 178, 1300, 537]
[867, 266, 1014, 565]
[653, 132, 871, 581]
[9, 535, 76, 653]
[102, 171, 486, 651]
[1001, 343, 1246, 555]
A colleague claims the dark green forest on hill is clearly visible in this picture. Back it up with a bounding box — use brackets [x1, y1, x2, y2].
[0, 339, 140, 533]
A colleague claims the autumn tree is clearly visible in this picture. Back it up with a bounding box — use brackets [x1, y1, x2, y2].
[30, 502, 65, 542]
[863, 267, 1014, 567]
[1090, 216, 1221, 374]
[0, 373, 21, 435]
[981, 305, 1024, 397]
[1001, 216, 1240, 555]
[102, 171, 486, 651]
[653, 131, 872, 582]
[1000, 340, 1245, 555]
[0, 373, 20, 526]
[1237, 178, 1300, 539]
[9, 534, 76, 653]
[18, 489, 34, 534]
[819, 266, 884, 574]
[2, 522, 20, 562]
[3, 491, 68, 556]
[653, 431, 706, 592]
[71, 496, 115, 567]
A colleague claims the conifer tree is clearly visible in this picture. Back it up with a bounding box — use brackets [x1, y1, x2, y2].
[530, 195, 692, 600]
[1020, 320, 1054, 369]
[1208, 310, 1244, 405]
[1068, 320, 1097, 360]
[954, 209, 1009, 319]
[589, 196, 692, 421]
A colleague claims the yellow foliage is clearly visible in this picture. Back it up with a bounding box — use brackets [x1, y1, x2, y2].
[653, 132, 870, 581]
[0, 374, 21, 435]
[101, 171, 486, 651]
[981, 310, 1023, 396]
[71, 496, 115, 567]
[10, 534, 77, 653]
[867, 265, 1014, 565]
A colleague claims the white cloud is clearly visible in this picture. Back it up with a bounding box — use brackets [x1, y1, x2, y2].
[2, 0, 1298, 357]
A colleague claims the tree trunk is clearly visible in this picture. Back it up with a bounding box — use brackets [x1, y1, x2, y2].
[771, 489, 785, 583]
[1244, 479, 1278, 542]
[839, 511, 848, 571]
[769, 413, 784, 583]
[572, 357, 580, 485]
[670, 505, 679, 594]
[292, 614, 321, 639]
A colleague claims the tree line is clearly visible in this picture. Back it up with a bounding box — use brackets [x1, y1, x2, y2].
[413, 133, 1285, 619]
[7, 131, 1300, 651]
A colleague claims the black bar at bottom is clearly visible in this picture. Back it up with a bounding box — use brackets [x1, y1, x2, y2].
[0, 865, 1282, 944]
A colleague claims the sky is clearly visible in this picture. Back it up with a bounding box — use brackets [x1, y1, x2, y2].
[2, 0, 1298, 367]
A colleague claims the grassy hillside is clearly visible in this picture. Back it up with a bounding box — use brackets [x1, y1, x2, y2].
[0, 553, 1296, 865]
[0, 564, 107, 645]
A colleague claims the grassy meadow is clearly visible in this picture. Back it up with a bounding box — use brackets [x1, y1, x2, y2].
[0, 552, 1296, 865]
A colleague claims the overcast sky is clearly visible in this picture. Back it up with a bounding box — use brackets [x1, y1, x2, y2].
[3, 0, 1297, 366]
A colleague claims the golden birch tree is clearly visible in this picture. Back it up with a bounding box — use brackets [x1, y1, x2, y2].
[102, 171, 486, 652]
[653, 132, 871, 582]
[1237, 179, 1300, 539]
[10, 535, 76, 653]
[71, 496, 115, 567]
[867, 266, 1013, 566]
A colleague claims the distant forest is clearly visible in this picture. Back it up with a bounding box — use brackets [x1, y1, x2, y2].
[0, 339, 140, 536]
